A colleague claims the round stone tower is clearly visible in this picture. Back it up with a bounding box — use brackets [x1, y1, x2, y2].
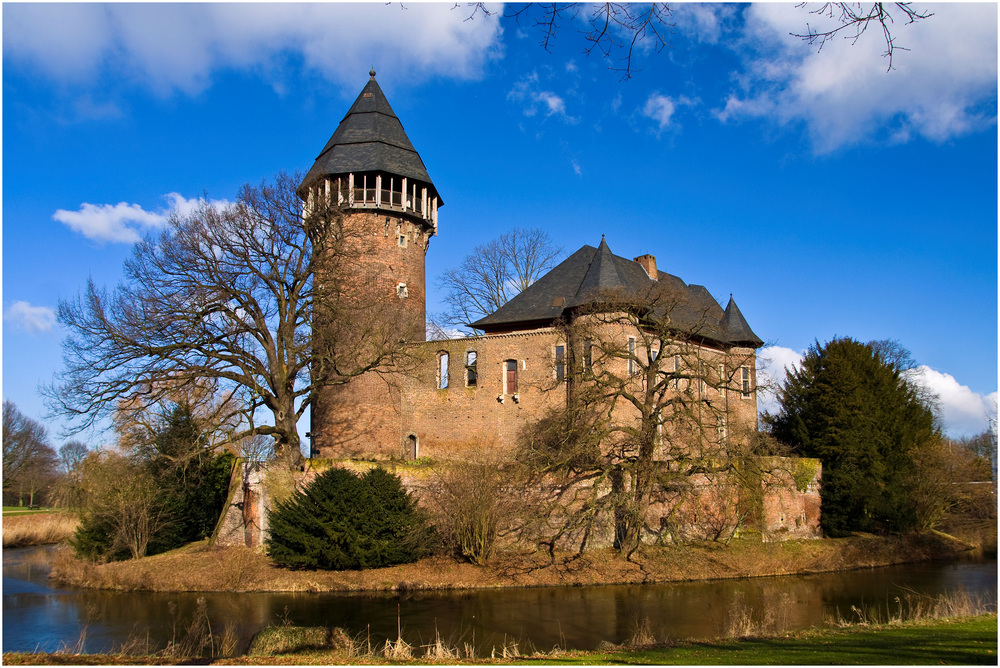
[298, 69, 442, 338]
[300, 71, 443, 458]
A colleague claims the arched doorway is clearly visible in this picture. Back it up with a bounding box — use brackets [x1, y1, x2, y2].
[406, 434, 418, 460]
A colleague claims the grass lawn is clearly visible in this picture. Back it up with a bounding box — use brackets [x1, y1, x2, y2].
[4, 615, 995, 665]
[530, 615, 999, 665]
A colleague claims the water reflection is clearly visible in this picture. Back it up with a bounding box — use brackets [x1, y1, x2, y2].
[2, 546, 995, 655]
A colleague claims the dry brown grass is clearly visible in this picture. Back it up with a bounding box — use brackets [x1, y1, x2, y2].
[2, 512, 79, 548]
[47, 531, 976, 595]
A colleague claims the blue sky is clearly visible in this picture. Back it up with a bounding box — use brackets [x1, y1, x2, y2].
[3, 2, 997, 447]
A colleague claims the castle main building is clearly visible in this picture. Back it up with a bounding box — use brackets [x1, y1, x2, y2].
[301, 71, 766, 464]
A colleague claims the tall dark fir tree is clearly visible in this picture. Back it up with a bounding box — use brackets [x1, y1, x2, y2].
[765, 337, 938, 536]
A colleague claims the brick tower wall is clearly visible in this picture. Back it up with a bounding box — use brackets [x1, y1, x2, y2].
[310, 207, 433, 458]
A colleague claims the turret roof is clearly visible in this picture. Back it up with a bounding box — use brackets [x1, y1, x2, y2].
[472, 239, 762, 348]
[298, 71, 441, 201]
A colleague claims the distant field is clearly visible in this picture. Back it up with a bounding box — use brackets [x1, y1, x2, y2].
[3, 506, 56, 516]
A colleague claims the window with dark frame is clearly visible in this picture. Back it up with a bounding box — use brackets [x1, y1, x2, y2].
[628, 337, 637, 375]
[583, 339, 593, 372]
[555, 345, 565, 380]
[466, 351, 478, 387]
[741, 366, 751, 397]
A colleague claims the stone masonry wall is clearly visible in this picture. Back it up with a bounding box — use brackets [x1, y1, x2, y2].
[214, 457, 821, 550]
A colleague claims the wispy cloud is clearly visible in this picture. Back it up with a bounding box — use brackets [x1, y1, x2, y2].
[3, 3, 504, 97]
[53, 193, 226, 243]
[719, 4, 997, 152]
[508, 72, 578, 122]
[758, 346, 995, 438]
[641, 93, 696, 134]
[5, 301, 57, 333]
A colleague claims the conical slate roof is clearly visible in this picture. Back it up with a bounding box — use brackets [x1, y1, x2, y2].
[720, 297, 764, 347]
[298, 71, 441, 202]
[473, 239, 762, 348]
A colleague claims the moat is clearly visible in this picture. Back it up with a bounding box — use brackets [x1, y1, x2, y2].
[3, 546, 995, 655]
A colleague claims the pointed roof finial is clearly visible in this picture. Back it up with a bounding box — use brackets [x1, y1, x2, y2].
[370, 68, 376, 79]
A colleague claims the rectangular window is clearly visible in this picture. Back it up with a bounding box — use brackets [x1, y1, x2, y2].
[741, 366, 751, 397]
[466, 351, 478, 387]
[674, 355, 681, 389]
[719, 364, 726, 397]
[583, 339, 593, 371]
[505, 359, 518, 394]
[555, 345, 565, 381]
[628, 337, 637, 375]
[438, 353, 449, 389]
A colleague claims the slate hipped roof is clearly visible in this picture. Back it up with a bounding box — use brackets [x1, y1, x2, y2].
[297, 71, 441, 203]
[473, 239, 763, 348]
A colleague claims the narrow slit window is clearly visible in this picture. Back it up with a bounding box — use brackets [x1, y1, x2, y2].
[583, 339, 593, 372]
[438, 353, 449, 389]
[466, 351, 478, 387]
[555, 345, 565, 381]
[741, 366, 751, 397]
[628, 337, 637, 375]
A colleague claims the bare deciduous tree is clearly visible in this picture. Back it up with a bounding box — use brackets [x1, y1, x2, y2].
[520, 283, 774, 558]
[78, 451, 170, 559]
[2, 401, 58, 506]
[436, 228, 562, 333]
[46, 172, 416, 471]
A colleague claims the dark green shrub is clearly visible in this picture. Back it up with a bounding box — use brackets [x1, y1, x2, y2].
[266, 466, 435, 570]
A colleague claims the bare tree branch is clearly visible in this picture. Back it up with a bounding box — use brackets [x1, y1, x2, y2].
[792, 2, 934, 71]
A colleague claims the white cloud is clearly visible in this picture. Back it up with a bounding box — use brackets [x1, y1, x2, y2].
[5, 301, 57, 333]
[641, 93, 695, 133]
[53, 193, 226, 243]
[720, 3, 997, 152]
[3, 4, 504, 96]
[756, 345, 804, 416]
[906, 366, 996, 438]
[673, 3, 738, 44]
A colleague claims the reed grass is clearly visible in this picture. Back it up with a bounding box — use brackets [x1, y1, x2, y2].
[2, 512, 79, 547]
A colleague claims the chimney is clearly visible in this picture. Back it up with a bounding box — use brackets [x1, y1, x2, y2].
[634, 254, 657, 280]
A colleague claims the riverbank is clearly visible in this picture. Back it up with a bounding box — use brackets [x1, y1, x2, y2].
[3, 614, 996, 665]
[49, 529, 982, 593]
[1, 510, 78, 548]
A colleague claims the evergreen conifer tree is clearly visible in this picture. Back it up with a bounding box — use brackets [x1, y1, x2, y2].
[765, 337, 937, 536]
[266, 466, 435, 570]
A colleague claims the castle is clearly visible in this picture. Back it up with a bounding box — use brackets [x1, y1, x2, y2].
[300, 71, 765, 463]
[213, 71, 821, 550]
